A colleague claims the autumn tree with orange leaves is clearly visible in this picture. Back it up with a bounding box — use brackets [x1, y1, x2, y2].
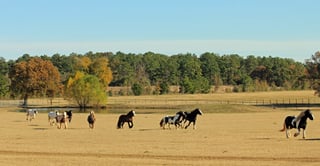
[9, 57, 62, 106]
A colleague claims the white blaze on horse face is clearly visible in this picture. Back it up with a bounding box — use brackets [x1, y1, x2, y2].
[132, 111, 136, 116]
[199, 110, 203, 115]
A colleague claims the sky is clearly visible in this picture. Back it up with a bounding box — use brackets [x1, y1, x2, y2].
[0, 0, 319, 62]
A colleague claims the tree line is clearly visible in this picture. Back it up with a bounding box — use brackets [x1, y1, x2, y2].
[1, 51, 320, 107]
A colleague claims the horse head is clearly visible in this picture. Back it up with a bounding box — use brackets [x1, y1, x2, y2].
[195, 108, 203, 115]
[305, 109, 314, 120]
[128, 110, 135, 117]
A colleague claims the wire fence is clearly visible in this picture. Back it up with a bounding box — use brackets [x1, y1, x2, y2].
[1, 97, 320, 109]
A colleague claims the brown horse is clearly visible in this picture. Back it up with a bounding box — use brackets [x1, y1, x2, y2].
[117, 110, 135, 129]
[87, 111, 96, 129]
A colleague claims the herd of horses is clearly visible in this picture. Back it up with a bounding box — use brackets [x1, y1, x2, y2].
[26, 108, 316, 139]
[25, 108, 204, 130]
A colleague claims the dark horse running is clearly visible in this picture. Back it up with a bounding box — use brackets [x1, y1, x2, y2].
[280, 109, 314, 139]
[87, 111, 96, 129]
[117, 110, 135, 129]
[184, 108, 203, 129]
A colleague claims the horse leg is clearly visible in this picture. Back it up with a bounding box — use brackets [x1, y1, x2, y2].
[128, 121, 133, 128]
[193, 122, 196, 130]
[185, 121, 191, 129]
[294, 129, 300, 137]
[302, 129, 306, 139]
[285, 128, 290, 138]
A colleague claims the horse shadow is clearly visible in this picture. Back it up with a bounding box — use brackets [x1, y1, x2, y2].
[33, 127, 49, 130]
[304, 138, 320, 141]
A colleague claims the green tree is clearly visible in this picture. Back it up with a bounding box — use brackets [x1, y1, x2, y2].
[199, 52, 220, 85]
[67, 73, 107, 108]
[131, 83, 143, 96]
[306, 51, 320, 94]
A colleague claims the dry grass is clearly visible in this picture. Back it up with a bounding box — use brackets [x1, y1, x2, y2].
[1, 105, 320, 165]
[1, 90, 319, 165]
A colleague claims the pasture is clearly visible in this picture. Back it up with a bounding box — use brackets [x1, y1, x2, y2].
[1, 91, 320, 165]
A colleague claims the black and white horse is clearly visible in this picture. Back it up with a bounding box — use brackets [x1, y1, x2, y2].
[55, 111, 72, 129]
[280, 109, 314, 139]
[87, 111, 96, 129]
[160, 111, 186, 129]
[117, 110, 135, 129]
[184, 108, 203, 129]
[26, 109, 38, 121]
[48, 110, 72, 127]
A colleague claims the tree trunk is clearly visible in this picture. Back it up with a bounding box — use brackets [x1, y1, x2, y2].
[23, 94, 28, 106]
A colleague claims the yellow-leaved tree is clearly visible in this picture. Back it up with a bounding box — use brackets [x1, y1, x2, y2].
[65, 56, 112, 108]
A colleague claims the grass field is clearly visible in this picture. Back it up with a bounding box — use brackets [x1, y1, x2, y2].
[1, 91, 320, 165]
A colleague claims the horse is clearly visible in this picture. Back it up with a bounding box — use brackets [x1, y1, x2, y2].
[159, 111, 186, 129]
[117, 110, 135, 129]
[48, 110, 72, 127]
[48, 111, 59, 126]
[87, 111, 96, 129]
[280, 109, 314, 139]
[184, 108, 203, 129]
[26, 109, 38, 121]
[65, 110, 73, 123]
[55, 111, 72, 129]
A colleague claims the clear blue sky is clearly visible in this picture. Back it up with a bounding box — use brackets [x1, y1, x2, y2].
[1, 0, 319, 62]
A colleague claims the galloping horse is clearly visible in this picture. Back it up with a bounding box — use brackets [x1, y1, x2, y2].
[48, 111, 59, 126]
[49, 110, 72, 127]
[280, 109, 314, 139]
[117, 110, 135, 129]
[184, 108, 203, 129]
[55, 111, 72, 129]
[26, 109, 38, 121]
[87, 111, 96, 129]
[160, 111, 186, 129]
[65, 110, 73, 123]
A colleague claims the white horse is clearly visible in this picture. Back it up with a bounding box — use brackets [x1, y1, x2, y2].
[48, 111, 59, 126]
[26, 109, 38, 121]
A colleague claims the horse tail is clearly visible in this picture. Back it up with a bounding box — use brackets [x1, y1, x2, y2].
[160, 118, 164, 127]
[117, 117, 122, 129]
[279, 122, 286, 132]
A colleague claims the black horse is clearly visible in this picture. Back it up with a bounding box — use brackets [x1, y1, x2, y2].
[280, 109, 314, 139]
[117, 110, 135, 129]
[184, 108, 203, 129]
[159, 111, 186, 129]
[65, 110, 72, 123]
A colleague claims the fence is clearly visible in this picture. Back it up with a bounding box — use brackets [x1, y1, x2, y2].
[1, 97, 320, 109]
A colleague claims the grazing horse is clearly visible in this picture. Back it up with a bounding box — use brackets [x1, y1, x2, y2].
[280, 109, 314, 139]
[117, 110, 135, 129]
[160, 111, 186, 129]
[87, 111, 96, 129]
[26, 109, 38, 121]
[184, 108, 203, 129]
